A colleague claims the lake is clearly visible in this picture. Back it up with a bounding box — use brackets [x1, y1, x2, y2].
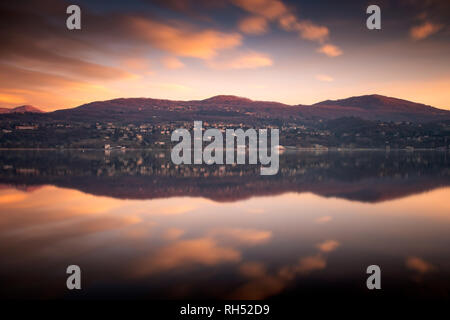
[0, 150, 449, 300]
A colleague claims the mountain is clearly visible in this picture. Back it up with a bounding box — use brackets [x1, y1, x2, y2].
[202, 95, 253, 104]
[56, 94, 449, 123]
[302, 94, 449, 122]
[48, 95, 299, 123]
[1, 95, 449, 123]
[0, 105, 43, 114]
[1, 95, 448, 149]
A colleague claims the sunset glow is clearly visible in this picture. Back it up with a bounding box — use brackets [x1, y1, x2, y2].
[0, 0, 449, 111]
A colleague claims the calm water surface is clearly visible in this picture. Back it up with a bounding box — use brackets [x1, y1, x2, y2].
[0, 150, 449, 300]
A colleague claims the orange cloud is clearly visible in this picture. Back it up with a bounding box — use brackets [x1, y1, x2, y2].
[0, 192, 28, 204]
[239, 16, 269, 34]
[128, 17, 242, 59]
[122, 57, 152, 71]
[410, 22, 443, 40]
[162, 56, 185, 69]
[315, 215, 333, 223]
[279, 254, 327, 279]
[315, 74, 334, 82]
[0, 64, 117, 109]
[280, 16, 329, 42]
[147, 203, 197, 215]
[15, 55, 133, 81]
[317, 44, 343, 57]
[296, 21, 329, 42]
[0, 93, 26, 105]
[232, 254, 327, 299]
[163, 227, 185, 240]
[132, 237, 241, 275]
[0, 64, 87, 90]
[239, 262, 267, 278]
[208, 51, 273, 69]
[232, 0, 287, 20]
[233, 0, 331, 43]
[231, 275, 285, 299]
[406, 256, 436, 274]
[316, 240, 340, 253]
[209, 227, 272, 245]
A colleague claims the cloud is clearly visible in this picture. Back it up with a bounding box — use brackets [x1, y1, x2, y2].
[232, 0, 287, 20]
[0, 3, 134, 81]
[0, 2, 244, 108]
[230, 274, 285, 299]
[0, 190, 142, 253]
[163, 227, 185, 240]
[154, 83, 192, 92]
[406, 256, 436, 274]
[0, 64, 117, 109]
[316, 240, 340, 253]
[0, 2, 140, 108]
[208, 51, 273, 69]
[230, 238, 340, 299]
[127, 16, 242, 59]
[410, 21, 443, 40]
[122, 58, 152, 71]
[0, 64, 92, 91]
[145, 203, 197, 215]
[297, 22, 329, 42]
[0, 93, 27, 105]
[315, 74, 334, 82]
[11, 48, 134, 81]
[162, 56, 185, 69]
[317, 44, 343, 57]
[239, 16, 269, 34]
[152, 0, 228, 16]
[279, 15, 329, 42]
[209, 227, 272, 245]
[132, 237, 241, 275]
[315, 215, 333, 223]
[239, 262, 266, 278]
[232, 0, 334, 45]
[291, 254, 327, 274]
[232, 254, 326, 299]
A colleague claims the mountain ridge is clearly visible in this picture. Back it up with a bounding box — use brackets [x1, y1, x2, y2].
[0, 105, 43, 114]
[3, 94, 450, 123]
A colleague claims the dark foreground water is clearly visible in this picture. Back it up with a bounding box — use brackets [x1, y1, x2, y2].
[0, 150, 449, 300]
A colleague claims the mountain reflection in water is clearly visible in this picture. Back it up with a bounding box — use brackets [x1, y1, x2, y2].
[0, 150, 449, 203]
[0, 150, 449, 300]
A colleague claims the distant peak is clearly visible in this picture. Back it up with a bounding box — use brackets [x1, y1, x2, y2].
[3, 105, 44, 113]
[313, 94, 432, 110]
[203, 95, 253, 103]
[315, 94, 388, 105]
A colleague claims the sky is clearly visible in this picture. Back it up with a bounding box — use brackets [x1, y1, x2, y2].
[0, 0, 449, 111]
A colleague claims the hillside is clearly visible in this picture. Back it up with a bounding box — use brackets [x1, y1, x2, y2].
[0, 105, 43, 114]
[37, 94, 450, 124]
[303, 95, 449, 122]
[1, 94, 449, 149]
[2, 94, 449, 123]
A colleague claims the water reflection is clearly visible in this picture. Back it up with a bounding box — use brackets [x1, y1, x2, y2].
[0, 150, 449, 202]
[0, 150, 449, 300]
